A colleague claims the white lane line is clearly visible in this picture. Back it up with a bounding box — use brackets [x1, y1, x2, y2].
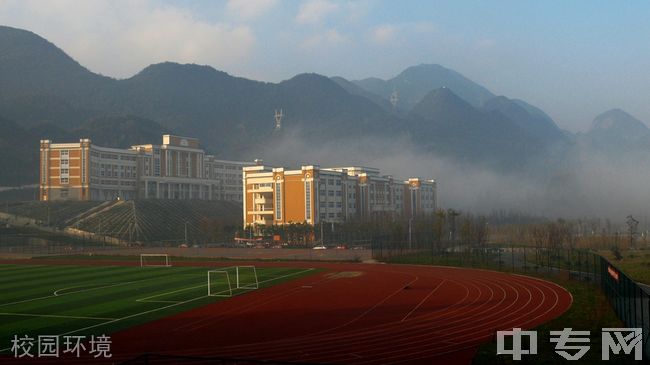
[0, 312, 116, 321]
[401, 279, 447, 322]
[0, 278, 166, 307]
[0, 279, 152, 308]
[134, 267, 241, 303]
[54, 282, 129, 296]
[63, 268, 317, 335]
[136, 284, 206, 303]
[0, 267, 316, 354]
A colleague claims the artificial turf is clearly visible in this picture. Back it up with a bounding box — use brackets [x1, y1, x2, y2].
[0, 263, 316, 354]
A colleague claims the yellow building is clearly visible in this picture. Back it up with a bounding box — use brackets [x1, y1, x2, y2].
[40, 135, 253, 202]
[243, 164, 436, 227]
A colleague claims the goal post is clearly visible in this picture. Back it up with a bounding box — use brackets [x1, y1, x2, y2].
[206, 266, 258, 297]
[207, 270, 233, 297]
[235, 265, 259, 289]
[140, 253, 171, 267]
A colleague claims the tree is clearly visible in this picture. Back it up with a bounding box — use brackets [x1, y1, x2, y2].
[626, 215, 639, 249]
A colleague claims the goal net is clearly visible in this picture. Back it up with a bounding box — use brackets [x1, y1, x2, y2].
[207, 270, 233, 297]
[235, 266, 259, 290]
[207, 266, 258, 297]
[140, 254, 171, 267]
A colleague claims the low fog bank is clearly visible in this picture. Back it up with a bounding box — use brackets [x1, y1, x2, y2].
[251, 130, 650, 221]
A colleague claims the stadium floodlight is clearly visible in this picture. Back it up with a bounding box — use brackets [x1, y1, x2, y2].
[140, 253, 171, 267]
[207, 270, 233, 297]
[235, 266, 259, 289]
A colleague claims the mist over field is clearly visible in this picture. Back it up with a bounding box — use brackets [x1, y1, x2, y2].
[255, 129, 650, 221]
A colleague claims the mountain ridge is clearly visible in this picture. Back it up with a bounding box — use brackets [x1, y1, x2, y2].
[0, 25, 645, 190]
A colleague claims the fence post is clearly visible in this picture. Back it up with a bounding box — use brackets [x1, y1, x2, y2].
[523, 247, 527, 272]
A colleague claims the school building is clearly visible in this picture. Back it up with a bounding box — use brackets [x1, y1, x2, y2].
[243, 164, 436, 227]
[39, 135, 253, 202]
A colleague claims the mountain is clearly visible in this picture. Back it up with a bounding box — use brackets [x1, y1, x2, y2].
[0, 26, 111, 127]
[0, 25, 577, 187]
[408, 88, 544, 169]
[0, 26, 396, 156]
[69, 115, 170, 148]
[578, 109, 650, 159]
[589, 109, 648, 137]
[354, 64, 495, 110]
[482, 95, 565, 143]
[0, 116, 38, 185]
[330, 76, 394, 112]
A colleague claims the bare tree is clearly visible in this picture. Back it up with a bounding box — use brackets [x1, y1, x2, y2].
[626, 215, 639, 249]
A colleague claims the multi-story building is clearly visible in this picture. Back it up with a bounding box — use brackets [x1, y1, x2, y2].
[242, 164, 436, 227]
[39, 135, 253, 202]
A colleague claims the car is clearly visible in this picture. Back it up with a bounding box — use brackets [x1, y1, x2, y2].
[313, 245, 327, 250]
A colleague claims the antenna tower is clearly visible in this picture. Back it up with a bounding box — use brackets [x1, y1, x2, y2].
[390, 90, 399, 111]
[274, 109, 284, 130]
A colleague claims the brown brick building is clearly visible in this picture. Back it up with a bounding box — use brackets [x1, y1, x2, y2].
[243, 164, 436, 227]
[40, 135, 253, 202]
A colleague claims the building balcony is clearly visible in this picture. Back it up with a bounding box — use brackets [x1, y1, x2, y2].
[254, 197, 270, 204]
[247, 209, 274, 215]
[247, 186, 273, 193]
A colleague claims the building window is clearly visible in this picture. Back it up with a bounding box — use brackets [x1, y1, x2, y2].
[336, 180, 341, 186]
[305, 181, 311, 221]
[328, 190, 334, 196]
[60, 177, 69, 184]
[81, 149, 86, 183]
[275, 182, 282, 220]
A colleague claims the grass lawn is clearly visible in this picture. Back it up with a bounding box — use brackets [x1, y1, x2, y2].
[600, 249, 650, 285]
[0, 263, 317, 354]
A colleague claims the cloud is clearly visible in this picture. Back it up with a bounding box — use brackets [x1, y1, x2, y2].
[295, 0, 339, 24]
[226, 0, 278, 20]
[118, 7, 255, 73]
[0, 0, 256, 78]
[475, 38, 496, 50]
[300, 28, 349, 50]
[368, 22, 438, 46]
[371, 24, 398, 44]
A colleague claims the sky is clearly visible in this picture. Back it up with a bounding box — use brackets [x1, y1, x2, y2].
[1, 0, 649, 132]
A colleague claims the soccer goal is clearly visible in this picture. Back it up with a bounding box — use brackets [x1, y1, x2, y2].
[207, 270, 233, 297]
[207, 266, 258, 297]
[235, 265, 259, 290]
[140, 253, 171, 267]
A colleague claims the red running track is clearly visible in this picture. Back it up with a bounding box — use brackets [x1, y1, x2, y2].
[106, 262, 572, 365]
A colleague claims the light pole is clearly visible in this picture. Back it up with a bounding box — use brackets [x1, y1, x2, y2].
[184, 221, 188, 245]
[408, 217, 413, 251]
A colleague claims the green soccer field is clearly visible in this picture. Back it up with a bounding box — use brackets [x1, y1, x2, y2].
[0, 262, 316, 354]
